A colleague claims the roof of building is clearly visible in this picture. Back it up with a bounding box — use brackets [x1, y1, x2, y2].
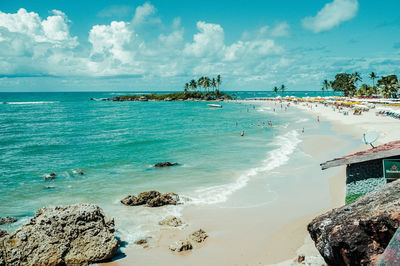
[321, 140, 400, 170]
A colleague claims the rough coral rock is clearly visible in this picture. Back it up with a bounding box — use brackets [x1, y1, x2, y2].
[0, 217, 17, 225]
[189, 229, 208, 243]
[308, 179, 400, 266]
[169, 240, 193, 252]
[158, 216, 183, 227]
[0, 204, 119, 265]
[121, 191, 180, 207]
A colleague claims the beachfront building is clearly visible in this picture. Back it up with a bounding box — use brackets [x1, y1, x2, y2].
[321, 141, 400, 204]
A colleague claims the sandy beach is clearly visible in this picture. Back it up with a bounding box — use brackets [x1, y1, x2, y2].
[103, 99, 400, 266]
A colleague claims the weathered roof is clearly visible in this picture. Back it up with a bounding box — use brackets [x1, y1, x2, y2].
[321, 140, 400, 170]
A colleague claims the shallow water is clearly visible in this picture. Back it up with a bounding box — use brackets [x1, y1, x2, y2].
[0, 91, 340, 242]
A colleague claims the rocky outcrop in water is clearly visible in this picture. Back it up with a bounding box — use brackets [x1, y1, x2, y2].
[308, 179, 400, 266]
[154, 162, 179, 167]
[0, 217, 17, 225]
[0, 204, 119, 265]
[159, 216, 183, 227]
[121, 191, 180, 207]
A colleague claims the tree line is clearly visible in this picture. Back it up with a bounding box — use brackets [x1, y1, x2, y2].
[272, 84, 286, 95]
[184, 75, 221, 93]
[321, 72, 399, 98]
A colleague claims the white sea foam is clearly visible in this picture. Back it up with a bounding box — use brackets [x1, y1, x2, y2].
[188, 130, 302, 205]
[5, 101, 59, 105]
[296, 118, 310, 123]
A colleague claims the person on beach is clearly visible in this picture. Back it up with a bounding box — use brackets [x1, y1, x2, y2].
[317, 116, 320, 123]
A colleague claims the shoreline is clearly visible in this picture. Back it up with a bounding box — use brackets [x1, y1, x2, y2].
[104, 100, 369, 265]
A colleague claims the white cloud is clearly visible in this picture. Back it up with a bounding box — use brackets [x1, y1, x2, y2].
[132, 2, 157, 26]
[184, 21, 225, 57]
[270, 22, 290, 37]
[0, 8, 77, 47]
[0, 8, 80, 76]
[89, 21, 133, 64]
[97, 5, 133, 18]
[302, 0, 359, 33]
[0, 7, 287, 88]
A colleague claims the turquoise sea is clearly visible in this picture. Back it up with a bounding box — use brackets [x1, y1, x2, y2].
[0, 91, 341, 242]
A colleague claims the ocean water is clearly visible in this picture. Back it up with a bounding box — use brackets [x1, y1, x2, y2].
[0, 91, 331, 242]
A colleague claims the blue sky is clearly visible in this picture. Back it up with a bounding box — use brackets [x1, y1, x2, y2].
[0, 0, 399, 91]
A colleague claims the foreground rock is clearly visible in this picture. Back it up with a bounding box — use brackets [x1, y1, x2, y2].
[189, 229, 208, 243]
[308, 179, 400, 266]
[0, 204, 119, 265]
[121, 191, 180, 207]
[169, 240, 193, 252]
[0, 217, 17, 225]
[159, 216, 183, 227]
[154, 162, 179, 168]
[169, 229, 208, 253]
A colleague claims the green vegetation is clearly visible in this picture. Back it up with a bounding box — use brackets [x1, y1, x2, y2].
[272, 84, 287, 96]
[115, 91, 232, 101]
[107, 74, 231, 101]
[345, 193, 364, 204]
[321, 72, 399, 98]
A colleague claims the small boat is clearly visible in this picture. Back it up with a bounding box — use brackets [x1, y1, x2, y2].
[207, 104, 222, 108]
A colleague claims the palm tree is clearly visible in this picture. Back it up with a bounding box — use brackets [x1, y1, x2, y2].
[203, 77, 211, 92]
[273, 86, 278, 95]
[197, 77, 204, 91]
[369, 72, 378, 88]
[352, 72, 362, 86]
[322, 79, 329, 95]
[328, 81, 334, 95]
[216, 75, 221, 90]
[377, 75, 399, 98]
[189, 79, 197, 91]
[280, 84, 286, 96]
[211, 78, 216, 92]
[184, 83, 189, 92]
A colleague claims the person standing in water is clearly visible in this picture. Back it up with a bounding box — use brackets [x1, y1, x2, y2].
[302, 128, 304, 133]
[241, 130, 245, 136]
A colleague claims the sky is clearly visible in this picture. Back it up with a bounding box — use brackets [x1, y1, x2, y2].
[0, 0, 399, 91]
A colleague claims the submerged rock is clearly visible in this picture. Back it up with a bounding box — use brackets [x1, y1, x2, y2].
[121, 191, 180, 207]
[0, 204, 119, 265]
[0, 217, 17, 225]
[159, 216, 183, 227]
[154, 162, 179, 168]
[308, 179, 400, 266]
[169, 240, 193, 252]
[189, 229, 208, 243]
